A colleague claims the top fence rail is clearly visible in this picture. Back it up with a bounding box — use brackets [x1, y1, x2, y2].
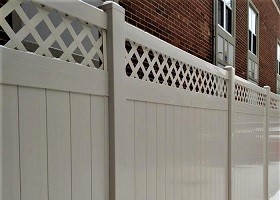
[34, 0, 107, 29]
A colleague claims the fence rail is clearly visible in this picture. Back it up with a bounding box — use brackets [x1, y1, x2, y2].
[0, 1, 279, 200]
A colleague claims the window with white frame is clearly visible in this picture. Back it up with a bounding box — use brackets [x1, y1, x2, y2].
[247, 4, 259, 83]
[218, 0, 232, 34]
[217, 34, 234, 65]
[216, 0, 235, 68]
[248, 6, 257, 55]
[248, 58, 258, 82]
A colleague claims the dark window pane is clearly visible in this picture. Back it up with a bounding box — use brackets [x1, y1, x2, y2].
[249, 31, 252, 51]
[226, 6, 232, 33]
[218, 0, 224, 27]
[253, 34, 257, 54]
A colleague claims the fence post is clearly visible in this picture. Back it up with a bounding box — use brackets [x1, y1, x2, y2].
[264, 86, 270, 200]
[225, 66, 235, 200]
[99, 2, 126, 200]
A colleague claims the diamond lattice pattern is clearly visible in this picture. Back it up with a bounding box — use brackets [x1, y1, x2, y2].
[125, 40, 228, 98]
[270, 97, 280, 110]
[234, 83, 266, 107]
[0, 0, 105, 69]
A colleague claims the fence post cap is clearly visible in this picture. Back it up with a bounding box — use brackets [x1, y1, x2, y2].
[100, 1, 125, 13]
[224, 65, 235, 71]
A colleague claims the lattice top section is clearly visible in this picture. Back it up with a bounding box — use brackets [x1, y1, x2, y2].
[125, 40, 228, 98]
[0, 0, 105, 69]
[270, 96, 280, 110]
[234, 83, 266, 107]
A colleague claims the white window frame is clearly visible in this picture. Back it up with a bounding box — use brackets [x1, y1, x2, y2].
[248, 6, 257, 55]
[215, 0, 235, 68]
[218, 0, 233, 35]
[247, 58, 258, 83]
[247, 1, 259, 84]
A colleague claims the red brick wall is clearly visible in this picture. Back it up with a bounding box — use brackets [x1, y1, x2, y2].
[256, 0, 280, 93]
[119, 0, 214, 64]
[235, 0, 248, 80]
[236, 0, 280, 92]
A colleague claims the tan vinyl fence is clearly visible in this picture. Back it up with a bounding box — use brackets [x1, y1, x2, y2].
[0, 1, 279, 200]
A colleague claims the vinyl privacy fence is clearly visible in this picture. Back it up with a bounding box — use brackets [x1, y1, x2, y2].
[0, 1, 279, 200]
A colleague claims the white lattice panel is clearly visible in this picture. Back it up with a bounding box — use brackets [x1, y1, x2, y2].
[0, 0, 105, 69]
[234, 83, 266, 107]
[270, 96, 280, 110]
[125, 40, 228, 98]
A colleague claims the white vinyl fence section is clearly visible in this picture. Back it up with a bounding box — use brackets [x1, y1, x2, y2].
[0, 1, 109, 200]
[268, 93, 280, 199]
[0, 1, 279, 200]
[232, 78, 266, 200]
[123, 23, 229, 200]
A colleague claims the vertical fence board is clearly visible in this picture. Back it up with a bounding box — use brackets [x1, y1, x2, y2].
[18, 87, 48, 200]
[70, 93, 91, 200]
[218, 110, 224, 200]
[146, 103, 157, 200]
[181, 107, 188, 200]
[188, 107, 195, 200]
[200, 109, 206, 200]
[215, 110, 219, 200]
[134, 101, 147, 200]
[174, 106, 182, 200]
[47, 90, 71, 200]
[0, 84, 20, 200]
[222, 111, 228, 200]
[205, 110, 211, 200]
[194, 108, 201, 200]
[210, 109, 215, 200]
[165, 105, 174, 200]
[104, 97, 109, 200]
[156, 104, 166, 200]
[125, 100, 135, 200]
[91, 96, 106, 200]
[217, 110, 222, 200]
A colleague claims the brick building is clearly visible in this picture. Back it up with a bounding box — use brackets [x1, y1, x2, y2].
[1, 0, 280, 92]
[118, 0, 280, 93]
[235, 0, 280, 92]
[119, 0, 214, 64]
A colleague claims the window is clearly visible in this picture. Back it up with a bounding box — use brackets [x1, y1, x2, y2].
[215, 0, 235, 68]
[247, 3, 259, 83]
[248, 6, 257, 55]
[218, 0, 232, 34]
[217, 35, 234, 66]
[248, 59, 258, 82]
